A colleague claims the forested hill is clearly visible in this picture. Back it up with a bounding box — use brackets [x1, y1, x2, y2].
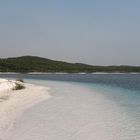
[0, 56, 140, 73]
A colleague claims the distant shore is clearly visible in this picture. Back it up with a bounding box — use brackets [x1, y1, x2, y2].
[0, 72, 140, 74]
[0, 56, 140, 73]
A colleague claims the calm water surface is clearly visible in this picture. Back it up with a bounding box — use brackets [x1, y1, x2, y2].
[1, 73, 140, 139]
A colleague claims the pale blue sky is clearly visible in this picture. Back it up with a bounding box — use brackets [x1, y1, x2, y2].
[0, 0, 140, 65]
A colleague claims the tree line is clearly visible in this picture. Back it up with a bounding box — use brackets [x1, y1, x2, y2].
[0, 56, 140, 73]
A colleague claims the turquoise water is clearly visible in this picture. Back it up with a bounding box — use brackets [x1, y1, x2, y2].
[85, 83, 140, 120]
[17, 73, 140, 122]
[1, 74, 140, 139]
[1, 73, 140, 118]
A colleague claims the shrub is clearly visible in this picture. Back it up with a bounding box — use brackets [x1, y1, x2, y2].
[16, 78, 24, 83]
[12, 82, 25, 90]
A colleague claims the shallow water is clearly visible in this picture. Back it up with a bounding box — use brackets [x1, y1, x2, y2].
[0, 74, 140, 140]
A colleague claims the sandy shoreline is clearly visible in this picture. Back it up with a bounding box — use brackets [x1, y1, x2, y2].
[0, 79, 51, 137]
[3, 80, 139, 140]
[1, 79, 140, 139]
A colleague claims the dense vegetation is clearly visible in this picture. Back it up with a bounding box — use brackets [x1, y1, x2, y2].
[0, 56, 140, 73]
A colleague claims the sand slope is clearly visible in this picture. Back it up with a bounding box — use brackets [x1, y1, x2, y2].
[4, 80, 140, 140]
[0, 79, 51, 138]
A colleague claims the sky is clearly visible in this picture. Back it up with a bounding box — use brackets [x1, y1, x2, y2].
[0, 0, 140, 66]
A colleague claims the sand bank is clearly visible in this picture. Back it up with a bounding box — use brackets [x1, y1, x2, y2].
[4, 80, 140, 140]
[0, 79, 51, 134]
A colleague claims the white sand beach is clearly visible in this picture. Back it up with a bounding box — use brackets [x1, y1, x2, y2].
[0, 79, 51, 138]
[0, 79, 140, 140]
[1, 80, 138, 140]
